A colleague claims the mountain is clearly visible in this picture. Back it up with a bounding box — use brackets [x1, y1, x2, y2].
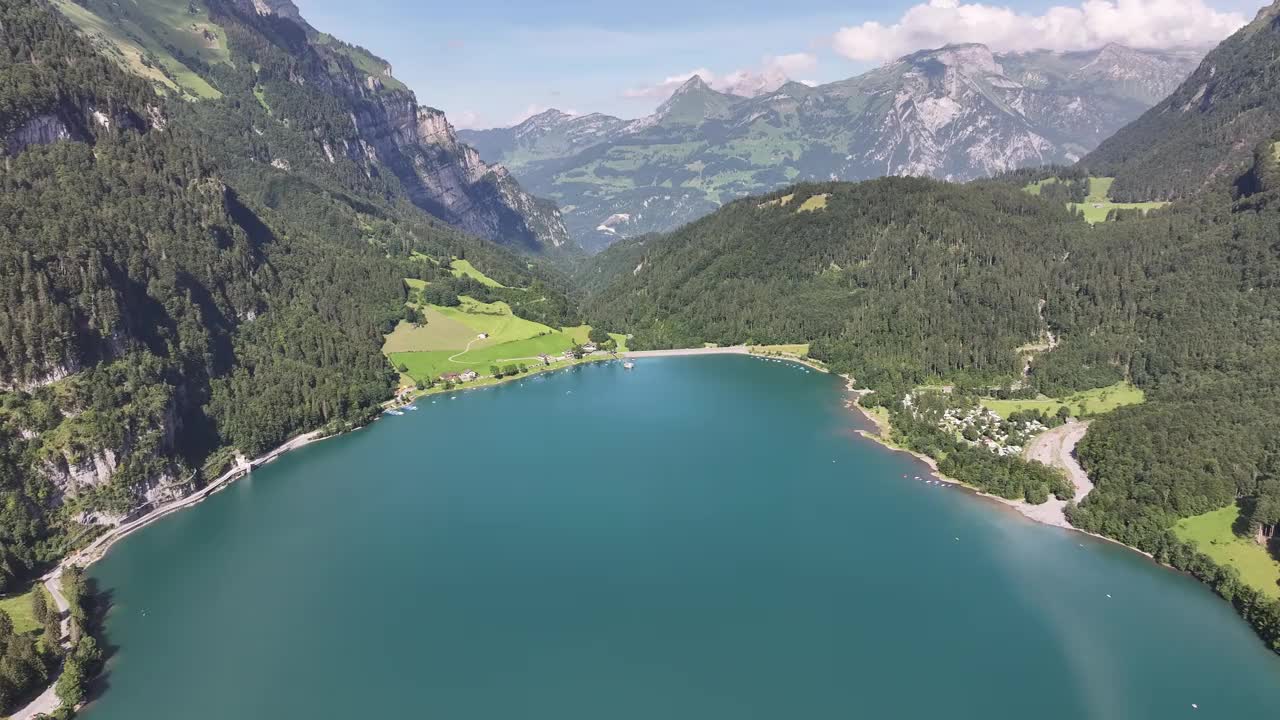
[0, 0, 584, 641]
[462, 44, 1202, 251]
[648, 75, 741, 126]
[580, 4, 1280, 649]
[462, 109, 630, 175]
[37, 0, 571, 253]
[1083, 2, 1280, 201]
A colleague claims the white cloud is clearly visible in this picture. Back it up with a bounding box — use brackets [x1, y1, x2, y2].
[624, 53, 819, 101]
[831, 0, 1246, 62]
[448, 110, 483, 130]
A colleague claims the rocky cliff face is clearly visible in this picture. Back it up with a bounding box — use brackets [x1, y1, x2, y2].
[43, 0, 571, 253]
[397, 108, 570, 252]
[228, 0, 569, 252]
[2, 101, 151, 156]
[462, 43, 1201, 251]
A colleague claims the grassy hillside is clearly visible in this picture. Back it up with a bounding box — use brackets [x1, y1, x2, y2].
[52, 0, 227, 99]
[384, 273, 610, 385]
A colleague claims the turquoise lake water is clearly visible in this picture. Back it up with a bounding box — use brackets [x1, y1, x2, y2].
[83, 355, 1280, 719]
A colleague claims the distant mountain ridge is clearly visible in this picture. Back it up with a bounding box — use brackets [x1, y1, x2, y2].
[1082, 1, 1280, 200]
[462, 43, 1203, 251]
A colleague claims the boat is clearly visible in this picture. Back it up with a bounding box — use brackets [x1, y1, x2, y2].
[623, 361, 635, 370]
[405, 405, 418, 411]
[384, 409, 404, 416]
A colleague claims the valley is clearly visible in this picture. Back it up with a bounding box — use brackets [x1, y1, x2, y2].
[2, 0, 1280, 716]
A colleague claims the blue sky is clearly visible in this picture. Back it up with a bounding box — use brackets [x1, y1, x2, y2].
[294, 0, 1259, 129]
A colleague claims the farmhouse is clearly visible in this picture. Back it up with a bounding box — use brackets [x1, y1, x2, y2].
[538, 354, 553, 366]
[562, 349, 578, 360]
[440, 372, 461, 383]
[582, 343, 598, 353]
[460, 369, 479, 382]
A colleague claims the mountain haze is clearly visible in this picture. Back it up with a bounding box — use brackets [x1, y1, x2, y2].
[464, 44, 1202, 251]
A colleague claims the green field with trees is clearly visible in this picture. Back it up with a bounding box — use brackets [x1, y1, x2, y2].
[981, 382, 1144, 419]
[1066, 177, 1169, 223]
[1176, 506, 1280, 599]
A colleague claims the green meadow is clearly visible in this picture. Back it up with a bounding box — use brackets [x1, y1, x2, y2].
[1175, 505, 1280, 599]
[384, 261, 623, 386]
[0, 584, 49, 635]
[981, 382, 1145, 419]
[449, 259, 505, 288]
[1069, 177, 1169, 224]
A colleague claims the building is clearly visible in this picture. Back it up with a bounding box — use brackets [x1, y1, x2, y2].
[538, 354, 553, 366]
[460, 369, 478, 382]
[440, 372, 461, 383]
[562, 349, 578, 360]
[582, 343, 598, 353]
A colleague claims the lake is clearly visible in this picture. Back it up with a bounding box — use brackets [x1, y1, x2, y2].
[83, 355, 1280, 719]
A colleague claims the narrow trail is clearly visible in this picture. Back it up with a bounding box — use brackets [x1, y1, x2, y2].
[447, 336, 482, 365]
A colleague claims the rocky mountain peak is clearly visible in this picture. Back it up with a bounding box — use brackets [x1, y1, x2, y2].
[519, 108, 573, 130]
[908, 43, 1003, 76]
[653, 74, 738, 126]
[244, 0, 304, 23]
[673, 74, 712, 94]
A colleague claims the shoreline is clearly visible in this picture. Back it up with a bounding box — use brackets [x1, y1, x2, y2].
[389, 346, 826, 409]
[390, 353, 617, 407]
[10, 428, 336, 719]
[8, 349, 1147, 717]
[840, 393, 1155, 559]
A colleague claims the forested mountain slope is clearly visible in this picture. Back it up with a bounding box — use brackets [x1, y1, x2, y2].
[1082, 1, 1280, 200]
[583, 158, 1280, 647]
[41, 0, 571, 253]
[464, 44, 1200, 251]
[0, 0, 579, 645]
[584, 180, 1068, 385]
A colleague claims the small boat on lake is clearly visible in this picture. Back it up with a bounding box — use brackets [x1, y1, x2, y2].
[623, 361, 635, 370]
[385, 409, 404, 416]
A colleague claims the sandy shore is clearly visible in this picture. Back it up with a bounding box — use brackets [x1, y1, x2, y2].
[9, 428, 329, 719]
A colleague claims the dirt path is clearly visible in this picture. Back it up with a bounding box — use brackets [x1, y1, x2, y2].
[1014, 421, 1093, 527]
[447, 336, 482, 364]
